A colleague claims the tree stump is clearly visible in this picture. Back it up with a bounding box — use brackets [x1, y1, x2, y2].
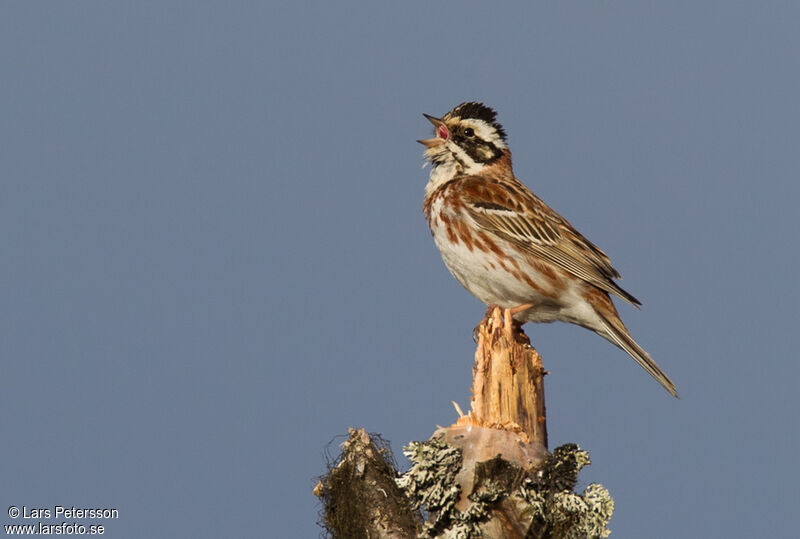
[467, 306, 547, 447]
[434, 306, 548, 512]
[317, 307, 614, 538]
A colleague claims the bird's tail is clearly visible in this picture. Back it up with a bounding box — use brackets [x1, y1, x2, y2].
[590, 295, 679, 398]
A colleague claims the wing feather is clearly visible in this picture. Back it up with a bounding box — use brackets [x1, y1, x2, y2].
[460, 177, 641, 306]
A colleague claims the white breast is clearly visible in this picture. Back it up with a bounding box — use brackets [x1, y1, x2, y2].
[427, 193, 559, 315]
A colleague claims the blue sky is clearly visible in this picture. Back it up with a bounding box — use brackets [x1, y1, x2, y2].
[2, 2, 799, 537]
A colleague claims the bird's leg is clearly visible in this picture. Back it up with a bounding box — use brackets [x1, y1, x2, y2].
[509, 303, 535, 316]
[505, 303, 534, 342]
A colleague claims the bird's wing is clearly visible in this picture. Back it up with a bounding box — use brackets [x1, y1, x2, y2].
[459, 176, 641, 306]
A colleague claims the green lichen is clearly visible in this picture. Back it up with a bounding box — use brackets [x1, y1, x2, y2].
[396, 435, 480, 537]
[396, 438, 613, 538]
[398, 436, 521, 537]
[518, 444, 614, 539]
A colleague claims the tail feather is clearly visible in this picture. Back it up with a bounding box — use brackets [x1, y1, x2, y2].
[609, 281, 642, 309]
[596, 311, 679, 398]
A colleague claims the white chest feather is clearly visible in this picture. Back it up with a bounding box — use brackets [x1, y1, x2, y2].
[424, 161, 457, 200]
[427, 194, 553, 309]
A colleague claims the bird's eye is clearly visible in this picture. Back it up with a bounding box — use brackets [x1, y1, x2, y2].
[463, 127, 475, 137]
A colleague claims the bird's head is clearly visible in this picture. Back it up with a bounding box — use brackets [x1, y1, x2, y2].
[418, 102, 508, 175]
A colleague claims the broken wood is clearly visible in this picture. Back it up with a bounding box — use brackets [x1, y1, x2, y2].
[451, 305, 548, 447]
[317, 307, 613, 538]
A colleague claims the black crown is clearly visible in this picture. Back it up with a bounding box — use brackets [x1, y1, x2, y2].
[447, 102, 507, 141]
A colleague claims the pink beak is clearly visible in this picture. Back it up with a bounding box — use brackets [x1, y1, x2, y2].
[417, 113, 448, 148]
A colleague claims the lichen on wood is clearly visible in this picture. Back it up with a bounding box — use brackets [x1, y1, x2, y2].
[317, 309, 614, 538]
[395, 435, 613, 539]
[318, 431, 613, 538]
[518, 444, 614, 539]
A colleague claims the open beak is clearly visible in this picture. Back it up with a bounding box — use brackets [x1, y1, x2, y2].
[423, 113, 444, 126]
[417, 113, 448, 148]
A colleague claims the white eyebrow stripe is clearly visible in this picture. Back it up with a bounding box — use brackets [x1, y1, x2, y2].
[459, 118, 507, 149]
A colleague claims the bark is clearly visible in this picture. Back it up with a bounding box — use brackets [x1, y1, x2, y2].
[315, 429, 421, 538]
